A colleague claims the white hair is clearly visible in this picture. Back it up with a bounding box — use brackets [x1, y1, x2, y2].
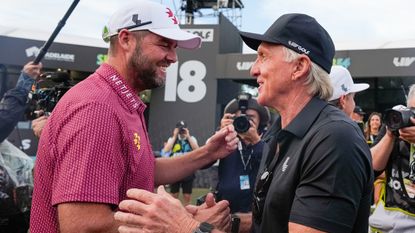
[407, 84, 415, 106]
[282, 47, 333, 101]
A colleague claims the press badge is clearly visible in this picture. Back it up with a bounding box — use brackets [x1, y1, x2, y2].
[240, 175, 250, 190]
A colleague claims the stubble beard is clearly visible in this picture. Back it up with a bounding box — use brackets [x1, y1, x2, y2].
[129, 44, 166, 90]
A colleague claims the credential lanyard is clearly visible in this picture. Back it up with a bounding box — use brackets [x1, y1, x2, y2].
[238, 141, 253, 171]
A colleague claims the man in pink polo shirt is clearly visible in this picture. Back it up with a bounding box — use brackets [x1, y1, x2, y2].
[29, 1, 238, 233]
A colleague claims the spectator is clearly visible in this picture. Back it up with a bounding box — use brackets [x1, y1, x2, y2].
[30, 1, 238, 233]
[328, 65, 369, 117]
[328, 65, 369, 136]
[240, 13, 373, 232]
[369, 85, 415, 232]
[0, 61, 42, 142]
[352, 105, 366, 122]
[163, 120, 199, 205]
[216, 93, 270, 232]
[365, 112, 382, 146]
[159, 140, 171, 157]
[352, 105, 367, 134]
[0, 61, 41, 233]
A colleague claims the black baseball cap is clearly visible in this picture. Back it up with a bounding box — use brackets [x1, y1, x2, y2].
[354, 106, 366, 115]
[239, 13, 335, 73]
[176, 120, 187, 128]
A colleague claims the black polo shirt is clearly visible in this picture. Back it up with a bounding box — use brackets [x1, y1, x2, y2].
[253, 97, 373, 233]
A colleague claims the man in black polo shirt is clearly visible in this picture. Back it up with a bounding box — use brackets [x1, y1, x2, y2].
[239, 14, 373, 232]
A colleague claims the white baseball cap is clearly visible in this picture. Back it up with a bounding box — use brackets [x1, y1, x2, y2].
[102, 0, 202, 49]
[329, 65, 369, 101]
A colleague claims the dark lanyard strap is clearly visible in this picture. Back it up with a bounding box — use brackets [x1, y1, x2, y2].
[258, 144, 280, 185]
[238, 141, 253, 171]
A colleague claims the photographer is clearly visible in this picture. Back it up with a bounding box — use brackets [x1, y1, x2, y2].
[0, 61, 42, 142]
[369, 84, 415, 232]
[215, 93, 270, 233]
[0, 61, 41, 233]
[163, 120, 199, 206]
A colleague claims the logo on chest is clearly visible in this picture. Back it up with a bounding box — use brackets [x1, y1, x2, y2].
[133, 132, 141, 151]
[282, 157, 290, 172]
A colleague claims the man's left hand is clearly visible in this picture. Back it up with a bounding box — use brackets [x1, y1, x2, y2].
[115, 186, 199, 233]
[185, 193, 231, 231]
[399, 117, 415, 143]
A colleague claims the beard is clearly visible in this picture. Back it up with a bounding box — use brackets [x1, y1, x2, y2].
[128, 43, 166, 90]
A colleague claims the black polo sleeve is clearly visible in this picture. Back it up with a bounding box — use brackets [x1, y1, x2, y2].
[289, 120, 372, 233]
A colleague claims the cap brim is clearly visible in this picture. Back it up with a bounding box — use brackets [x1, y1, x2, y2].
[350, 83, 369, 93]
[354, 110, 366, 115]
[240, 31, 281, 51]
[150, 28, 201, 49]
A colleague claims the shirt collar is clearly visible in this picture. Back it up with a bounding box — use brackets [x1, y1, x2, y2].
[282, 97, 328, 138]
[96, 63, 146, 113]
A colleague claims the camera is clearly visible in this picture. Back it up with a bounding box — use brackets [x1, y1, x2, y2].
[384, 105, 415, 131]
[26, 71, 73, 120]
[176, 120, 187, 134]
[233, 93, 252, 133]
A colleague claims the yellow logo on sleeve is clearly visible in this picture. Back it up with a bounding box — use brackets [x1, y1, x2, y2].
[133, 133, 141, 151]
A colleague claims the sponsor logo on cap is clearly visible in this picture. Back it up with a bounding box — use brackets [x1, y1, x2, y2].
[166, 7, 178, 24]
[341, 84, 349, 93]
[288, 40, 310, 55]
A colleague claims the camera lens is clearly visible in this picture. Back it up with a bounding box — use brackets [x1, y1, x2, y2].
[385, 111, 403, 131]
[233, 115, 250, 133]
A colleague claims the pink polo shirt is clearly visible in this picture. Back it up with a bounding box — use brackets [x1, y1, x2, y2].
[30, 64, 155, 233]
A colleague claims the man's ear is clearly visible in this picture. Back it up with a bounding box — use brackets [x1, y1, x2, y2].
[117, 29, 134, 50]
[292, 55, 311, 81]
[338, 95, 347, 110]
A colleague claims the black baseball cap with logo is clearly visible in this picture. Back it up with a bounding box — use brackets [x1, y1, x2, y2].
[354, 106, 366, 115]
[239, 13, 335, 73]
[176, 120, 187, 128]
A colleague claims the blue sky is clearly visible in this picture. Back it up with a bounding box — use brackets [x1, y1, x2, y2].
[1, 0, 415, 51]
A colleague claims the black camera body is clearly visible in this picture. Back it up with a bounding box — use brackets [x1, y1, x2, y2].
[176, 120, 187, 134]
[384, 105, 415, 131]
[26, 72, 73, 120]
[233, 93, 252, 133]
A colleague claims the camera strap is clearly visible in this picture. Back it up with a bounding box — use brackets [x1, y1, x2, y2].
[238, 141, 253, 171]
[410, 143, 415, 181]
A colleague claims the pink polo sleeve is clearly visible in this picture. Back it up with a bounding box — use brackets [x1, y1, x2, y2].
[51, 102, 127, 206]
